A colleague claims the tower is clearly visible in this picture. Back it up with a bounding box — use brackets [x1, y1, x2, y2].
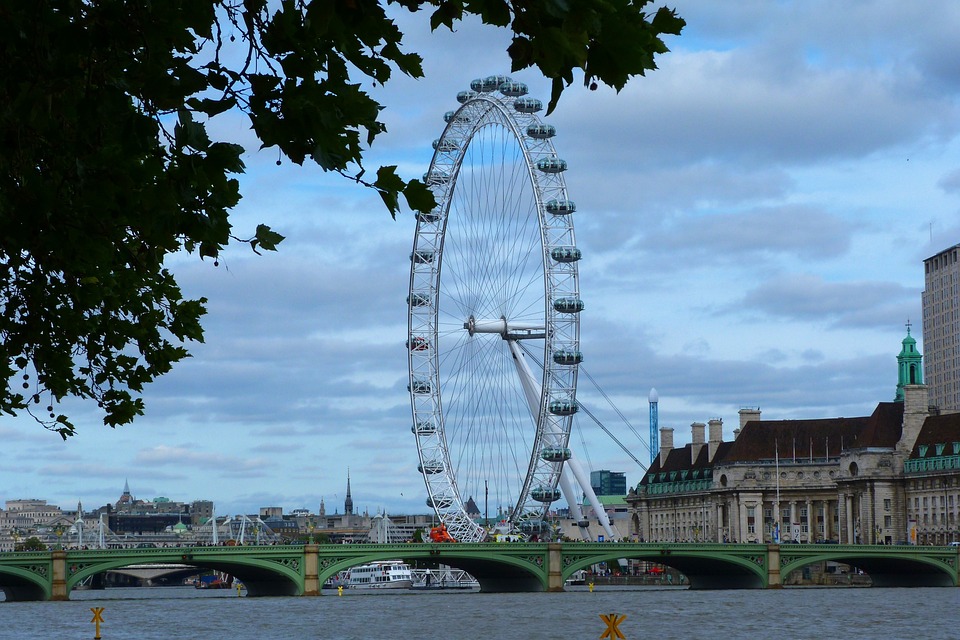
[648, 388, 659, 465]
[895, 322, 923, 402]
[922, 244, 959, 410]
[344, 471, 353, 516]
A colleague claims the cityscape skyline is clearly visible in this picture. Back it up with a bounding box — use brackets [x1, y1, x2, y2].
[3, 1, 960, 517]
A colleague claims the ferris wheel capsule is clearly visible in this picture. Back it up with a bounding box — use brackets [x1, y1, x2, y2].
[550, 247, 582, 263]
[537, 158, 567, 173]
[545, 199, 576, 215]
[499, 81, 528, 97]
[527, 124, 556, 139]
[514, 97, 543, 113]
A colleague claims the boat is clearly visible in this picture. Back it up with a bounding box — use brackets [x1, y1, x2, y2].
[346, 561, 414, 589]
[411, 566, 479, 590]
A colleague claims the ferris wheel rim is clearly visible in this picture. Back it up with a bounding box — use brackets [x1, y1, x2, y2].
[407, 75, 582, 542]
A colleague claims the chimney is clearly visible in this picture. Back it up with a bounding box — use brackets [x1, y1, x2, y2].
[690, 422, 705, 463]
[739, 407, 761, 430]
[659, 427, 674, 468]
[708, 418, 723, 462]
[733, 428, 741, 440]
[897, 384, 929, 456]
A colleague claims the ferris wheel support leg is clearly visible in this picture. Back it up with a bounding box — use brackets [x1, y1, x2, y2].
[566, 454, 617, 541]
[507, 339, 544, 418]
[558, 468, 591, 540]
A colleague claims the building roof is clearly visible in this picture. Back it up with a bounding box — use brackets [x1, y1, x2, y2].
[639, 402, 906, 486]
[908, 412, 960, 459]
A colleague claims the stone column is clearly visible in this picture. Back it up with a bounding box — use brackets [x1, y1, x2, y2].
[806, 499, 813, 542]
[766, 544, 782, 589]
[302, 544, 320, 596]
[845, 494, 854, 544]
[547, 543, 564, 592]
[717, 503, 725, 542]
[51, 550, 68, 601]
[738, 499, 748, 543]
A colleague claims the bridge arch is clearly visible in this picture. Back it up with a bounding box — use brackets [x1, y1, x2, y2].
[315, 544, 550, 593]
[0, 556, 52, 602]
[560, 544, 768, 589]
[779, 547, 957, 587]
[66, 547, 304, 598]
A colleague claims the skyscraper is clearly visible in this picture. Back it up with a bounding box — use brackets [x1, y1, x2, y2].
[922, 244, 960, 411]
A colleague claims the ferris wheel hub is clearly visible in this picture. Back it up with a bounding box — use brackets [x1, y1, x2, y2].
[465, 316, 545, 339]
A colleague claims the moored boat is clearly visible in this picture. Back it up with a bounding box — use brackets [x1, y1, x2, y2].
[346, 561, 413, 589]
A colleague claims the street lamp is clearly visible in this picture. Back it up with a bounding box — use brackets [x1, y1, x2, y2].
[54, 524, 66, 550]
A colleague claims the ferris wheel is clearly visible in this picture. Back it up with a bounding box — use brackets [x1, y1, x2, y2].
[407, 75, 588, 542]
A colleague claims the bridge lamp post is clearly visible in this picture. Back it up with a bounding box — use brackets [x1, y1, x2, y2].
[11, 527, 21, 551]
[53, 524, 66, 550]
[308, 523, 315, 545]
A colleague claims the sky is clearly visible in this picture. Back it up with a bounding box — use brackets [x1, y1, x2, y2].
[3, 0, 960, 519]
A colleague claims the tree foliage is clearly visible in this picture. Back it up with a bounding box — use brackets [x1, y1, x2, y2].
[0, 0, 682, 437]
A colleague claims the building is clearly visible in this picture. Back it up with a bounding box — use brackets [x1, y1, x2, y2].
[922, 243, 960, 411]
[590, 470, 627, 497]
[628, 331, 960, 546]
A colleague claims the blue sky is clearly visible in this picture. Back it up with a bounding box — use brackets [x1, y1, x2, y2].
[3, 1, 960, 518]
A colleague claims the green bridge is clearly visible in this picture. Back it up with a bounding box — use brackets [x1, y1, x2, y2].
[1, 542, 957, 601]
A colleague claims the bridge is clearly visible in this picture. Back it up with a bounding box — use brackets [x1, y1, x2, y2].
[0, 542, 956, 601]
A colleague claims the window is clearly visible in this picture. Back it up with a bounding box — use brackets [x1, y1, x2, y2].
[884, 515, 892, 528]
[883, 498, 891, 511]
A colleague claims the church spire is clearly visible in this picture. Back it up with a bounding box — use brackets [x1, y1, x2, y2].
[895, 321, 923, 401]
[344, 470, 353, 515]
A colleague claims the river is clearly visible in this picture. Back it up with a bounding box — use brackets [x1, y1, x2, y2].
[2, 585, 954, 639]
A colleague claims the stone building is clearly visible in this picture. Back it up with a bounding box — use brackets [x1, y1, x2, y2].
[628, 330, 960, 545]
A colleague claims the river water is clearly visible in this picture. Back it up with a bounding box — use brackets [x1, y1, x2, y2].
[3, 585, 955, 639]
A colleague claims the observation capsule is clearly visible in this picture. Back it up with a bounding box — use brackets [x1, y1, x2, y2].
[527, 124, 556, 139]
[410, 250, 435, 264]
[444, 110, 470, 124]
[576, 519, 590, 529]
[499, 81, 528, 97]
[550, 246, 582, 263]
[545, 199, 576, 215]
[552, 350, 584, 365]
[418, 462, 444, 475]
[411, 421, 437, 436]
[417, 210, 441, 224]
[409, 380, 432, 394]
[426, 496, 453, 509]
[432, 138, 460, 152]
[456, 90, 478, 104]
[548, 399, 578, 416]
[406, 336, 430, 351]
[514, 97, 543, 113]
[530, 487, 562, 503]
[407, 293, 431, 307]
[553, 297, 584, 314]
[423, 170, 450, 185]
[541, 446, 572, 462]
[519, 520, 549, 534]
[537, 158, 567, 173]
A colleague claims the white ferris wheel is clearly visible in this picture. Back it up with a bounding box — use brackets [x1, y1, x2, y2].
[407, 75, 614, 542]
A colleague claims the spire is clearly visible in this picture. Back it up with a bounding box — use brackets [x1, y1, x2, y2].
[319, 497, 326, 517]
[344, 470, 353, 515]
[895, 321, 923, 401]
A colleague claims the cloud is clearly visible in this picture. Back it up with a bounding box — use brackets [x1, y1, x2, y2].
[734, 274, 918, 328]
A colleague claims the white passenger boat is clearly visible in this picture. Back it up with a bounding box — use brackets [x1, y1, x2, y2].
[346, 561, 414, 589]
